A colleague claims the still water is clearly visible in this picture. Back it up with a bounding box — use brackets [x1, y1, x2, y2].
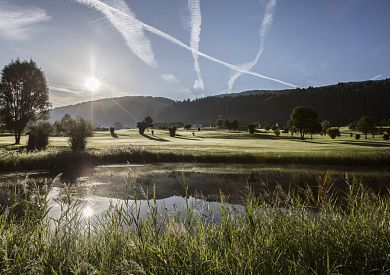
[0, 163, 389, 221]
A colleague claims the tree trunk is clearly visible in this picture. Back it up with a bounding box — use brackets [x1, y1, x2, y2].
[14, 130, 21, 144]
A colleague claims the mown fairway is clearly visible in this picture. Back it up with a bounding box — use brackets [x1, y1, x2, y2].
[1, 128, 390, 172]
[1, 128, 389, 154]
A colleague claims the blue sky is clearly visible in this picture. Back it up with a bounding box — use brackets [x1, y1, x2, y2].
[0, 0, 389, 107]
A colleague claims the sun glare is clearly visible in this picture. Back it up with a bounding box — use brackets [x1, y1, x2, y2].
[82, 205, 94, 218]
[85, 77, 100, 92]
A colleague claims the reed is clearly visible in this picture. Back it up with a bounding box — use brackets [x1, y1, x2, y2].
[0, 179, 389, 274]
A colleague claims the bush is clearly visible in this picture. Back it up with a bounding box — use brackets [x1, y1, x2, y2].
[68, 117, 93, 151]
[274, 129, 281, 137]
[26, 120, 52, 151]
[224, 119, 239, 130]
[110, 127, 118, 138]
[247, 124, 256, 134]
[384, 133, 389, 140]
[355, 134, 361, 140]
[137, 122, 147, 135]
[327, 127, 341, 139]
[184, 124, 191, 131]
[169, 127, 177, 137]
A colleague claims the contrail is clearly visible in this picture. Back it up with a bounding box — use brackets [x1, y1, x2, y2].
[370, 74, 382, 80]
[81, 0, 157, 67]
[227, 0, 277, 91]
[74, 0, 296, 88]
[188, 0, 204, 90]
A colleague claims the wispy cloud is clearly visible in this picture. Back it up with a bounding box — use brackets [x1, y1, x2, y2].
[161, 74, 179, 84]
[49, 85, 82, 95]
[370, 74, 382, 80]
[227, 0, 277, 91]
[188, 0, 204, 90]
[0, 2, 51, 40]
[76, 0, 157, 67]
[74, 0, 296, 88]
[160, 74, 194, 98]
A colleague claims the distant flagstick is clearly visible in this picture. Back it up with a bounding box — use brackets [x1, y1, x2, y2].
[74, 0, 297, 88]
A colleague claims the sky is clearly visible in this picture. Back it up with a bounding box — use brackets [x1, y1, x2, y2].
[0, 0, 389, 107]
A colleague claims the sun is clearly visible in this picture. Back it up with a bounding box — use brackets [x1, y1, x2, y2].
[85, 77, 100, 92]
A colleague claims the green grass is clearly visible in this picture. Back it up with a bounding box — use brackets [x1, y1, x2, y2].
[1, 128, 390, 172]
[1, 180, 389, 274]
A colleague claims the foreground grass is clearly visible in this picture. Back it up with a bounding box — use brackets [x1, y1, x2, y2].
[1, 128, 390, 172]
[1, 182, 389, 274]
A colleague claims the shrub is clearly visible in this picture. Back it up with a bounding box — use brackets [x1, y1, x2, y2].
[247, 124, 256, 134]
[68, 117, 93, 151]
[184, 124, 191, 131]
[26, 120, 52, 151]
[274, 129, 281, 136]
[137, 122, 147, 135]
[327, 127, 341, 139]
[355, 134, 361, 140]
[169, 127, 177, 137]
[110, 127, 118, 138]
[224, 119, 239, 130]
[384, 133, 389, 140]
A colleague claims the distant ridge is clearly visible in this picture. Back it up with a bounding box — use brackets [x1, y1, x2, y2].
[50, 96, 174, 127]
[50, 79, 390, 127]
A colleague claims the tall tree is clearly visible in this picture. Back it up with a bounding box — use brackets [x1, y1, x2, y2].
[356, 116, 375, 139]
[144, 116, 154, 128]
[288, 106, 318, 140]
[0, 59, 50, 144]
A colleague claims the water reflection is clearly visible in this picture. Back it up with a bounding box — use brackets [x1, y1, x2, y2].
[1, 163, 389, 221]
[82, 205, 94, 218]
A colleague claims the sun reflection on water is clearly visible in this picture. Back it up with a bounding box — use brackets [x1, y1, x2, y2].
[82, 205, 94, 218]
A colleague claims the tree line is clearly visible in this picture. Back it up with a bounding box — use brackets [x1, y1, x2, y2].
[1, 59, 389, 152]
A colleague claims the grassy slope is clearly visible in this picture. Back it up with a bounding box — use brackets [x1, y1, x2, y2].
[0, 128, 389, 172]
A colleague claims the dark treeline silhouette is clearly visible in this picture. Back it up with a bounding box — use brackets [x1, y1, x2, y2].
[160, 79, 390, 126]
[51, 79, 390, 127]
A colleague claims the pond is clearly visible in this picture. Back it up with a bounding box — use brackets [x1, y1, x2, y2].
[0, 163, 389, 221]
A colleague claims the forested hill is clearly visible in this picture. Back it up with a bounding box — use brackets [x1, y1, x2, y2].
[50, 79, 390, 127]
[50, 96, 174, 127]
